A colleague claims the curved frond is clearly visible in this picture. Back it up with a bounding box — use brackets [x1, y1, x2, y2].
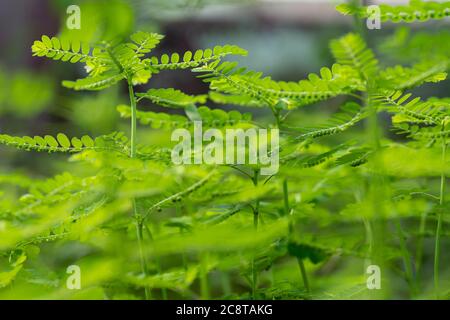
[31, 36, 101, 64]
[396, 123, 450, 142]
[147, 45, 248, 71]
[62, 73, 125, 91]
[335, 147, 371, 167]
[195, 62, 362, 109]
[378, 61, 448, 90]
[381, 28, 450, 63]
[372, 90, 445, 125]
[291, 102, 366, 140]
[209, 91, 264, 108]
[282, 143, 350, 168]
[117, 105, 253, 129]
[0, 133, 96, 153]
[136, 88, 207, 108]
[127, 31, 164, 57]
[0, 133, 128, 155]
[337, 1, 450, 23]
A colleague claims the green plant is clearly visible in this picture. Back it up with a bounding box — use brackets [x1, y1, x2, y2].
[0, 0, 449, 300]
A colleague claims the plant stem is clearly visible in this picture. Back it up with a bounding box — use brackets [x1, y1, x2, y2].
[434, 122, 447, 299]
[251, 169, 260, 299]
[271, 108, 282, 129]
[252, 169, 260, 230]
[395, 218, 416, 297]
[283, 179, 310, 295]
[128, 80, 150, 300]
[129, 81, 138, 158]
[350, 0, 389, 296]
[145, 224, 167, 299]
[297, 258, 310, 295]
[221, 272, 231, 297]
[362, 81, 392, 299]
[135, 213, 151, 299]
[200, 254, 210, 300]
[362, 217, 373, 261]
[351, 0, 367, 38]
[415, 211, 427, 288]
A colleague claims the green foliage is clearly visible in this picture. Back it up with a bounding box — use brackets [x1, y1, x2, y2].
[330, 33, 378, 80]
[148, 45, 248, 71]
[288, 242, 329, 264]
[32, 32, 246, 92]
[136, 88, 207, 108]
[117, 105, 252, 129]
[372, 90, 445, 125]
[0, 133, 95, 153]
[381, 28, 450, 63]
[32, 36, 94, 64]
[128, 32, 165, 57]
[194, 61, 362, 109]
[290, 102, 366, 139]
[337, 1, 450, 23]
[378, 61, 448, 90]
[0, 68, 54, 117]
[1, 2, 449, 301]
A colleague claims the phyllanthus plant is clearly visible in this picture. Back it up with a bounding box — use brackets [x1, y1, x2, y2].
[0, 0, 448, 300]
[30, 31, 248, 299]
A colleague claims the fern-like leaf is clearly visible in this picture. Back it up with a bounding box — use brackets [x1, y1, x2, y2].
[136, 88, 207, 108]
[209, 92, 264, 108]
[282, 143, 350, 168]
[395, 122, 450, 142]
[117, 105, 252, 129]
[195, 62, 362, 109]
[371, 90, 445, 125]
[0, 133, 128, 154]
[148, 45, 248, 71]
[31, 36, 100, 64]
[291, 102, 366, 140]
[378, 61, 448, 90]
[337, 1, 450, 23]
[127, 31, 164, 57]
[63, 73, 125, 91]
[334, 147, 371, 167]
[0, 133, 98, 153]
[330, 33, 379, 80]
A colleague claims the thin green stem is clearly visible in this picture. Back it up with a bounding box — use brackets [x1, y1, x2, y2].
[350, 0, 366, 37]
[229, 165, 254, 180]
[297, 258, 310, 295]
[200, 254, 210, 300]
[221, 272, 231, 297]
[251, 169, 260, 299]
[434, 122, 447, 299]
[283, 179, 310, 295]
[271, 108, 282, 128]
[415, 211, 427, 289]
[135, 215, 150, 299]
[395, 219, 416, 297]
[362, 217, 373, 260]
[144, 224, 167, 299]
[128, 80, 138, 158]
[128, 80, 150, 300]
[252, 169, 260, 230]
[352, 0, 388, 298]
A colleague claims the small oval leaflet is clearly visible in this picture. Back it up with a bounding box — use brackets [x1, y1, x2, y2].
[81, 135, 94, 147]
[57, 133, 71, 148]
